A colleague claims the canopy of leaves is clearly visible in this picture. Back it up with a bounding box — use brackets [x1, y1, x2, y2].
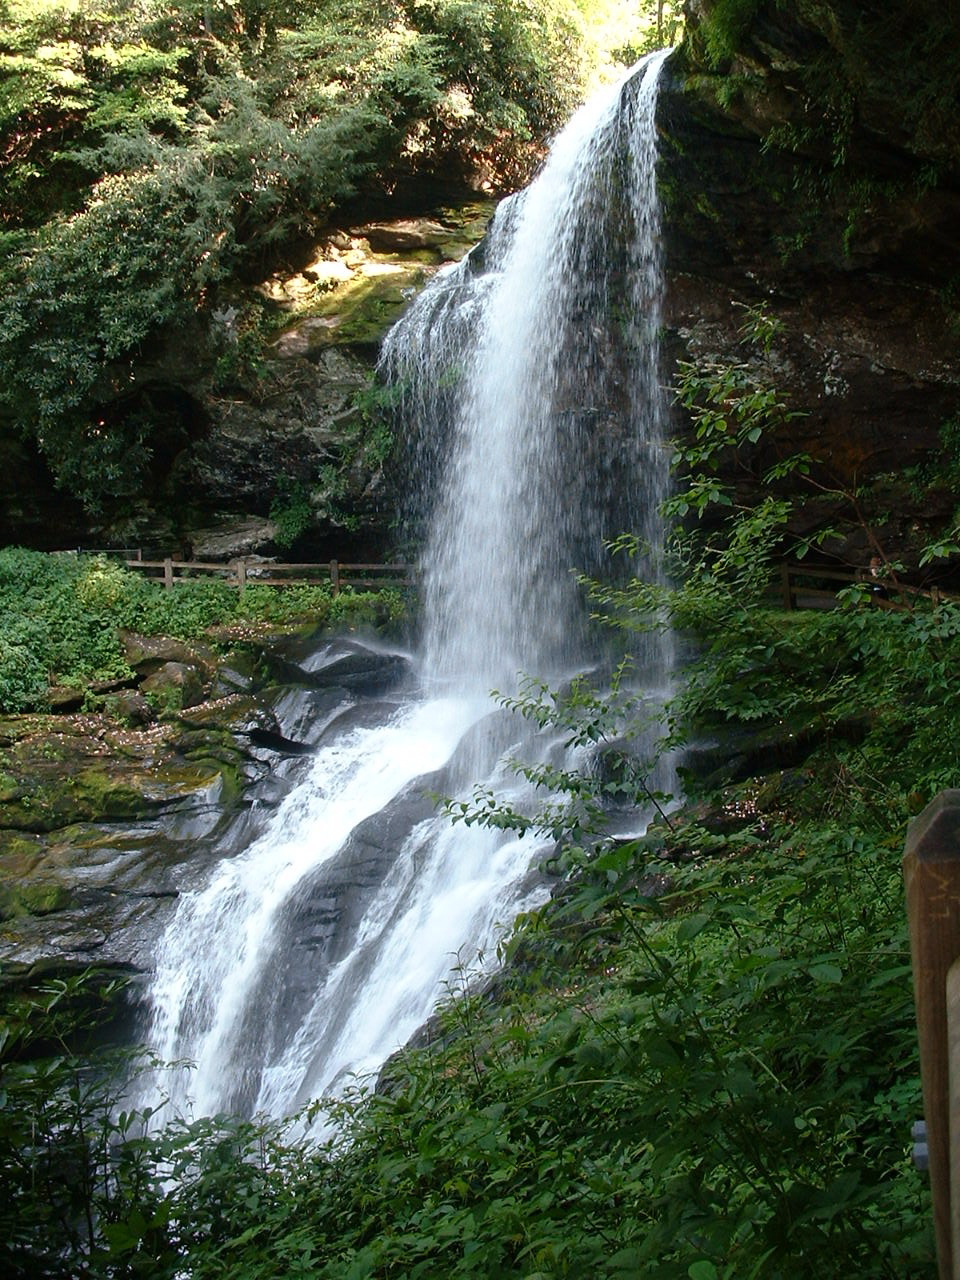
[0, 0, 678, 510]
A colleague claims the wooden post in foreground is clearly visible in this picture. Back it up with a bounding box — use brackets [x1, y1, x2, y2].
[329, 559, 340, 596]
[163, 557, 174, 590]
[904, 789, 960, 1280]
[947, 956, 960, 1280]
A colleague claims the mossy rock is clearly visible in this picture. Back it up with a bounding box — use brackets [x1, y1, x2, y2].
[0, 829, 45, 876]
[0, 714, 240, 832]
[210, 648, 261, 696]
[121, 631, 217, 677]
[309, 270, 426, 348]
[142, 661, 206, 712]
[0, 769, 156, 832]
[72, 767, 160, 821]
[172, 693, 275, 735]
[100, 690, 156, 727]
[0, 879, 73, 921]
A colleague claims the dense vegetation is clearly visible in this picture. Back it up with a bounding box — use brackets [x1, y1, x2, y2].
[0, 545, 406, 711]
[0, 313, 945, 1276]
[0, 0, 679, 512]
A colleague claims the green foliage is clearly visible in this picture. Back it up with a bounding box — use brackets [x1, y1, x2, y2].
[698, 0, 764, 65]
[0, 969, 170, 1277]
[211, 300, 270, 390]
[353, 374, 400, 467]
[0, 548, 132, 708]
[0, 546, 406, 711]
[904, 416, 960, 564]
[0, 0, 595, 511]
[0, 634, 47, 713]
[269, 477, 314, 549]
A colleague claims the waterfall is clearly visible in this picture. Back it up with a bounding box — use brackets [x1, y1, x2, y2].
[384, 49, 671, 693]
[136, 49, 672, 1126]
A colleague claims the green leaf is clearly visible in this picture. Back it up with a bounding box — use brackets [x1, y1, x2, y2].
[688, 1262, 719, 1280]
[677, 912, 712, 942]
[806, 962, 844, 984]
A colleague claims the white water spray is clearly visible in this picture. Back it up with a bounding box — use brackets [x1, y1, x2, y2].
[138, 50, 672, 1123]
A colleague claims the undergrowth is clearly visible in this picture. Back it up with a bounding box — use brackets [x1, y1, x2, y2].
[0, 307, 949, 1274]
[0, 546, 406, 712]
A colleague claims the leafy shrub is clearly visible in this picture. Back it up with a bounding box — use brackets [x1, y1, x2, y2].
[0, 0, 600, 511]
[0, 547, 405, 711]
[0, 970, 169, 1277]
[128, 576, 240, 638]
[269, 479, 315, 550]
[0, 636, 46, 712]
[237, 581, 333, 624]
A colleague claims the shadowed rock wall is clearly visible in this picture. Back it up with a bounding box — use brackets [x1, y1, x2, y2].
[658, 0, 960, 570]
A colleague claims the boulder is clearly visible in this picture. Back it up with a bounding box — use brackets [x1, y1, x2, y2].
[101, 691, 157, 728]
[122, 632, 216, 678]
[141, 662, 206, 712]
[359, 219, 454, 251]
[189, 517, 281, 562]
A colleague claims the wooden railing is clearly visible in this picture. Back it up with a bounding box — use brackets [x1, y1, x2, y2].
[123, 557, 414, 594]
[779, 562, 951, 611]
[67, 551, 953, 607]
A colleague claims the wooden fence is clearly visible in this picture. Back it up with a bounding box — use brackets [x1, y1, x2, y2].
[780, 563, 950, 611]
[904, 791, 960, 1280]
[67, 551, 953, 608]
[123, 557, 413, 594]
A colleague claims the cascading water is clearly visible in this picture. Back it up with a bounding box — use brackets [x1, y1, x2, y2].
[387, 49, 672, 693]
[137, 48, 673, 1125]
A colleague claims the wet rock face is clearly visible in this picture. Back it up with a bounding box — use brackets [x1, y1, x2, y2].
[657, 3, 960, 567]
[0, 633, 412, 981]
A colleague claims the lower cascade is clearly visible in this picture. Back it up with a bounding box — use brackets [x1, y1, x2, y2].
[138, 49, 673, 1125]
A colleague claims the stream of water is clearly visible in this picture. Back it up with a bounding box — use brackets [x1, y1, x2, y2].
[139, 49, 673, 1124]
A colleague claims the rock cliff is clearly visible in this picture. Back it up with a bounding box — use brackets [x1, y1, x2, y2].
[0, 207, 491, 562]
[658, 0, 960, 572]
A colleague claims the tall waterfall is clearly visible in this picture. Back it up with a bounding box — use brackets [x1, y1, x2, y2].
[137, 49, 672, 1125]
[384, 48, 671, 692]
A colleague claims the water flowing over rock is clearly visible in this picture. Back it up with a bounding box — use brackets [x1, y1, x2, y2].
[383, 51, 672, 693]
[135, 52, 674, 1125]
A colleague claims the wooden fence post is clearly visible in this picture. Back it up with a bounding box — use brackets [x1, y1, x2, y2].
[235, 558, 247, 589]
[329, 559, 339, 596]
[903, 789, 960, 1280]
[948, 957, 960, 1280]
[163, 557, 173, 590]
[780, 561, 793, 610]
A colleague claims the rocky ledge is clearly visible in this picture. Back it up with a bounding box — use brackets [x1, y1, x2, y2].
[0, 204, 493, 562]
[0, 629, 413, 984]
